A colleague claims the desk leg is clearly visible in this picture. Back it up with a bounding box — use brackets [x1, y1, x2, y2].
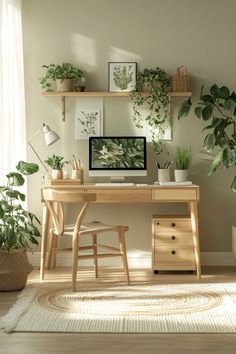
[40, 203, 50, 280]
[189, 201, 201, 279]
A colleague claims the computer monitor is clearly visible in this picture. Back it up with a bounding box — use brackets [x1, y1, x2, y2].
[89, 136, 147, 181]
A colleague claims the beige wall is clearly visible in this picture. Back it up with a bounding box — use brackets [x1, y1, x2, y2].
[22, 0, 236, 256]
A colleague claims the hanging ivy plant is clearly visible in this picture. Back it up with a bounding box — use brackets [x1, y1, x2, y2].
[130, 67, 171, 154]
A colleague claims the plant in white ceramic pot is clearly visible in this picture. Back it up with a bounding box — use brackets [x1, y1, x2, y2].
[0, 161, 41, 291]
[174, 147, 192, 182]
[45, 154, 68, 179]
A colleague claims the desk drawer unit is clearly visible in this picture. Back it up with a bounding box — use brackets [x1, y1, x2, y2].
[152, 216, 196, 273]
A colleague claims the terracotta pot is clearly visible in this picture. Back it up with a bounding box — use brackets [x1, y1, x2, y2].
[0, 249, 33, 291]
[51, 170, 63, 179]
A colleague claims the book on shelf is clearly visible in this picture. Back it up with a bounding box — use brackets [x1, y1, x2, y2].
[154, 181, 193, 186]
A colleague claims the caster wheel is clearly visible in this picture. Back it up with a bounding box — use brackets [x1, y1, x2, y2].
[153, 270, 159, 275]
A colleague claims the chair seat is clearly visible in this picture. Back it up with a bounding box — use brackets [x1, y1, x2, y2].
[52, 221, 129, 236]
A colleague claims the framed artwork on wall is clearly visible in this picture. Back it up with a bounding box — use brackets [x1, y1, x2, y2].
[75, 109, 103, 140]
[108, 62, 137, 92]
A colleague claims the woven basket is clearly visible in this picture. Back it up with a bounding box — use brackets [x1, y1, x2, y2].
[172, 65, 189, 92]
[0, 249, 33, 291]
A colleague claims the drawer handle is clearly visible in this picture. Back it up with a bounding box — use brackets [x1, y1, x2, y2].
[171, 236, 176, 240]
[171, 250, 176, 255]
[171, 222, 176, 227]
[156, 222, 160, 225]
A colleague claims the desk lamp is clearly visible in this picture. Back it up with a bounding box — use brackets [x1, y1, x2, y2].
[28, 123, 60, 175]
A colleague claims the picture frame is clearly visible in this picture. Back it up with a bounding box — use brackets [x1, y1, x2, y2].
[75, 108, 103, 140]
[108, 62, 137, 92]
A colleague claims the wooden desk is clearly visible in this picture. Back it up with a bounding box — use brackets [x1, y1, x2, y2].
[40, 184, 200, 279]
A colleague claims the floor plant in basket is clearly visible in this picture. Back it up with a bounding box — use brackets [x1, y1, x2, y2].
[0, 161, 41, 291]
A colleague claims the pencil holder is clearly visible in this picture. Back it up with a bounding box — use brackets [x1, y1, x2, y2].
[157, 169, 171, 182]
[71, 169, 84, 184]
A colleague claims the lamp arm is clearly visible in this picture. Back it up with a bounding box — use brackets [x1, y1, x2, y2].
[28, 141, 49, 173]
[28, 126, 44, 142]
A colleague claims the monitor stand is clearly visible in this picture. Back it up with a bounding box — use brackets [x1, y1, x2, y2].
[110, 176, 125, 183]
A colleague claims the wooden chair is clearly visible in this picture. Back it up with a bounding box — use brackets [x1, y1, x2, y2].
[42, 189, 130, 291]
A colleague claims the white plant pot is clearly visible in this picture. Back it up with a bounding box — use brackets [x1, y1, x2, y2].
[51, 169, 63, 179]
[232, 226, 236, 261]
[174, 169, 188, 182]
[158, 169, 170, 182]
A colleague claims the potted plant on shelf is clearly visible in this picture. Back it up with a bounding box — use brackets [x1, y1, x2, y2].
[0, 161, 41, 291]
[45, 154, 68, 179]
[130, 67, 171, 154]
[174, 147, 192, 182]
[178, 83, 236, 258]
[39, 62, 86, 92]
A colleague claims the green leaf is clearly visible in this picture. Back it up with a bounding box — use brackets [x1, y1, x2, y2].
[16, 161, 39, 175]
[6, 190, 25, 201]
[219, 86, 230, 99]
[202, 105, 213, 121]
[194, 106, 202, 119]
[178, 98, 192, 119]
[231, 176, 236, 192]
[208, 150, 223, 175]
[201, 95, 214, 104]
[210, 84, 220, 99]
[203, 134, 216, 152]
[0, 200, 14, 212]
[6, 172, 25, 186]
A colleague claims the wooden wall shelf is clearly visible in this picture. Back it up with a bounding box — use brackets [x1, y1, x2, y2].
[42, 91, 192, 121]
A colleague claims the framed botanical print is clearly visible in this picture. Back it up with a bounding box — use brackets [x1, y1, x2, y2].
[108, 62, 137, 92]
[75, 109, 103, 140]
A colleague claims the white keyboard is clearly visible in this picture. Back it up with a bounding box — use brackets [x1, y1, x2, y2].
[95, 183, 134, 186]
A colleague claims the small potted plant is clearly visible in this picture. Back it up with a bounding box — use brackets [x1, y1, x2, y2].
[0, 161, 41, 291]
[39, 62, 86, 92]
[174, 147, 192, 182]
[45, 154, 68, 179]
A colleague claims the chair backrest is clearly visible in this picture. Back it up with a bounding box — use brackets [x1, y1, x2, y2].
[42, 189, 97, 236]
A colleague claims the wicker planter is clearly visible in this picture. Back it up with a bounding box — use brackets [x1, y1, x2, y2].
[0, 249, 33, 291]
[56, 78, 73, 92]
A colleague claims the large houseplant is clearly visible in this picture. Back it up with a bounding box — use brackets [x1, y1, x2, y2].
[0, 161, 41, 291]
[39, 62, 86, 92]
[178, 84, 236, 259]
[130, 67, 171, 155]
[178, 84, 236, 190]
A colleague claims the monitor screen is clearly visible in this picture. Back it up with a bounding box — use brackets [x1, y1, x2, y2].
[89, 136, 147, 177]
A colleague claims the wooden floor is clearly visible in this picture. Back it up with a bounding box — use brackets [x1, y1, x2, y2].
[0, 266, 236, 354]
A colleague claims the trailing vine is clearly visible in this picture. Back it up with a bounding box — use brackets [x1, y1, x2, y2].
[130, 67, 171, 155]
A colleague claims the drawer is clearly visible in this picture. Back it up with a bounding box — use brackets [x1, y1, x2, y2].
[154, 233, 193, 246]
[154, 245, 195, 267]
[88, 189, 152, 203]
[153, 218, 192, 233]
[152, 188, 197, 201]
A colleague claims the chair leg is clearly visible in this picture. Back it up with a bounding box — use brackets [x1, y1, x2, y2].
[52, 236, 58, 269]
[92, 233, 98, 278]
[72, 234, 79, 292]
[47, 233, 55, 270]
[118, 226, 130, 285]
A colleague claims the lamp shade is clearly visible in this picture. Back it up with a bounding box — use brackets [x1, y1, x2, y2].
[43, 124, 59, 146]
